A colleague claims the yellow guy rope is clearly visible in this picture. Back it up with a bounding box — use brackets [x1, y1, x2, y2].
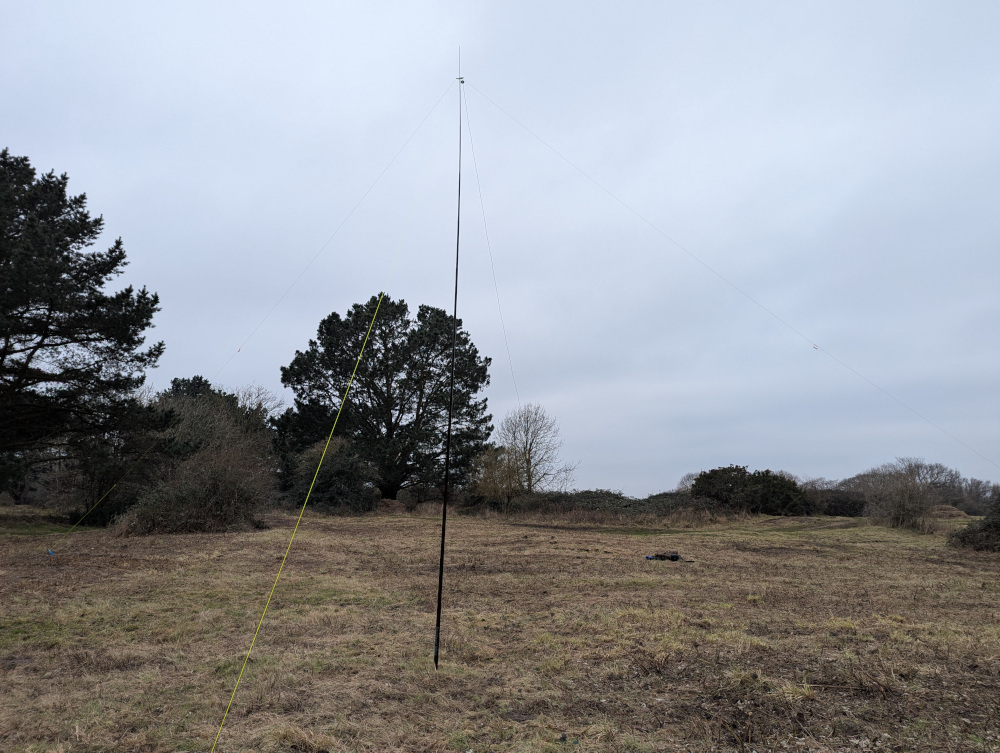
[41, 83, 458, 557]
[45, 442, 158, 553]
[209, 293, 384, 752]
[210, 83, 456, 752]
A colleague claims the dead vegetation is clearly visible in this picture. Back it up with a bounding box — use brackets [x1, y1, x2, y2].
[2, 507, 999, 752]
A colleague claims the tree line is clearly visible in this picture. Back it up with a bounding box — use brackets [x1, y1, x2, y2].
[0, 148, 574, 528]
[678, 459, 998, 522]
[2, 148, 997, 551]
[472, 460, 998, 537]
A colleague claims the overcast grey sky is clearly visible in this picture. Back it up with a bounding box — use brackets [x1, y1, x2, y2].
[4, 1, 998, 494]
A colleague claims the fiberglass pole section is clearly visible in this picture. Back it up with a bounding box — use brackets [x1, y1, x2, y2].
[434, 68, 463, 670]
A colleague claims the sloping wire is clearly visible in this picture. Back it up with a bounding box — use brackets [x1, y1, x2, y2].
[466, 83, 998, 471]
[215, 80, 457, 376]
[211, 84, 457, 750]
[462, 83, 520, 405]
[44, 81, 459, 550]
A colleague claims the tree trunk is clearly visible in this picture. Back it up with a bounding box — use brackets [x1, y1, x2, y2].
[377, 478, 403, 502]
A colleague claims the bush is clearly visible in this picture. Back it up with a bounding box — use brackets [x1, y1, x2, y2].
[690, 466, 806, 516]
[956, 478, 997, 516]
[115, 381, 279, 533]
[845, 458, 950, 532]
[457, 487, 749, 528]
[502, 489, 639, 516]
[284, 438, 378, 514]
[800, 479, 866, 517]
[949, 498, 1000, 551]
[819, 490, 867, 517]
[459, 487, 723, 522]
[118, 443, 270, 534]
[466, 445, 520, 514]
[68, 400, 174, 527]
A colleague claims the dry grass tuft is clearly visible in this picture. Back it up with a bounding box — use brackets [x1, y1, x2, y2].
[2, 507, 999, 752]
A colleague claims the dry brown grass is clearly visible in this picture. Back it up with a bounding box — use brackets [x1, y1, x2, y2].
[2, 507, 999, 752]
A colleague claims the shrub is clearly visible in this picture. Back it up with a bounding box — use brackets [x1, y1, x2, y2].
[459, 487, 722, 522]
[949, 498, 1000, 551]
[116, 380, 279, 533]
[744, 470, 806, 515]
[800, 479, 866, 517]
[821, 490, 867, 517]
[118, 442, 270, 534]
[957, 478, 996, 516]
[68, 400, 174, 527]
[845, 458, 951, 532]
[466, 445, 521, 514]
[690, 465, 806, 516]
[505, 489, 638, 516]
[285, 438, 378, 514]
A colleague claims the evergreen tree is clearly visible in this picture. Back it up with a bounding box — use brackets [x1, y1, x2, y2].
[0, 149, 163, 488]
[691, 465, 805, 515]
[278, 294, 491, 502]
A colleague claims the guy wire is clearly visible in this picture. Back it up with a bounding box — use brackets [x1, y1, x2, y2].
[42, 81, 458, 555]
[466, 82, 998, 471]
[462, 82, 521, 405]
[218, 80, 458, 374]
[210, 292, 381, 752]
[211, 81, 457, 751]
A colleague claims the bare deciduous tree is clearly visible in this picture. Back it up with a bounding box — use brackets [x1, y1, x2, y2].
[847, 457, 959, 531]
[674, 472, 699, 492]
[960, 477, 994, 516]
[495, 403, 576, 495]
[471, 445, 522, 514]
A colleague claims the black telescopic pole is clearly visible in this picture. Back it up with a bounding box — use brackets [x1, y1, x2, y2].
[434, 69, 463, 670]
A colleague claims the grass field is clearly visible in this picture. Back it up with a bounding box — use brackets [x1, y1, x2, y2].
[2, 505, 999, 752]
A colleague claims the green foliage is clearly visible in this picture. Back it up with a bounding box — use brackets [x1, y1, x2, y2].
[284, 438, 378, 514]
[691, 465, 806, 516]
[278, 294, 492, 503]
[459, 487, 700, 519]
[0, 149, 163, 490]
[113, 378, 279, 533]
[949, 487, 1000, 551]
[469, 488, 639, 516]
[67, 400, 173, 527]
[691, 465, 751, 508]
[799, 478, 866, 517]
[164, 375, 213, 399]
[745, 469, 807, 516]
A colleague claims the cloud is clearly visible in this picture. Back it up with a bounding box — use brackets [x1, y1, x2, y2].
[4, 1, 997, 494]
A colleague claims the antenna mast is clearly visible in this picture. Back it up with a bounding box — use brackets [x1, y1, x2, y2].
[434, 56, 464, 670]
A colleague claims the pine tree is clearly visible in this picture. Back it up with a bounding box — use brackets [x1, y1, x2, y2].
[0, 149, 163, 487]
[277, 294, 491, 502]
